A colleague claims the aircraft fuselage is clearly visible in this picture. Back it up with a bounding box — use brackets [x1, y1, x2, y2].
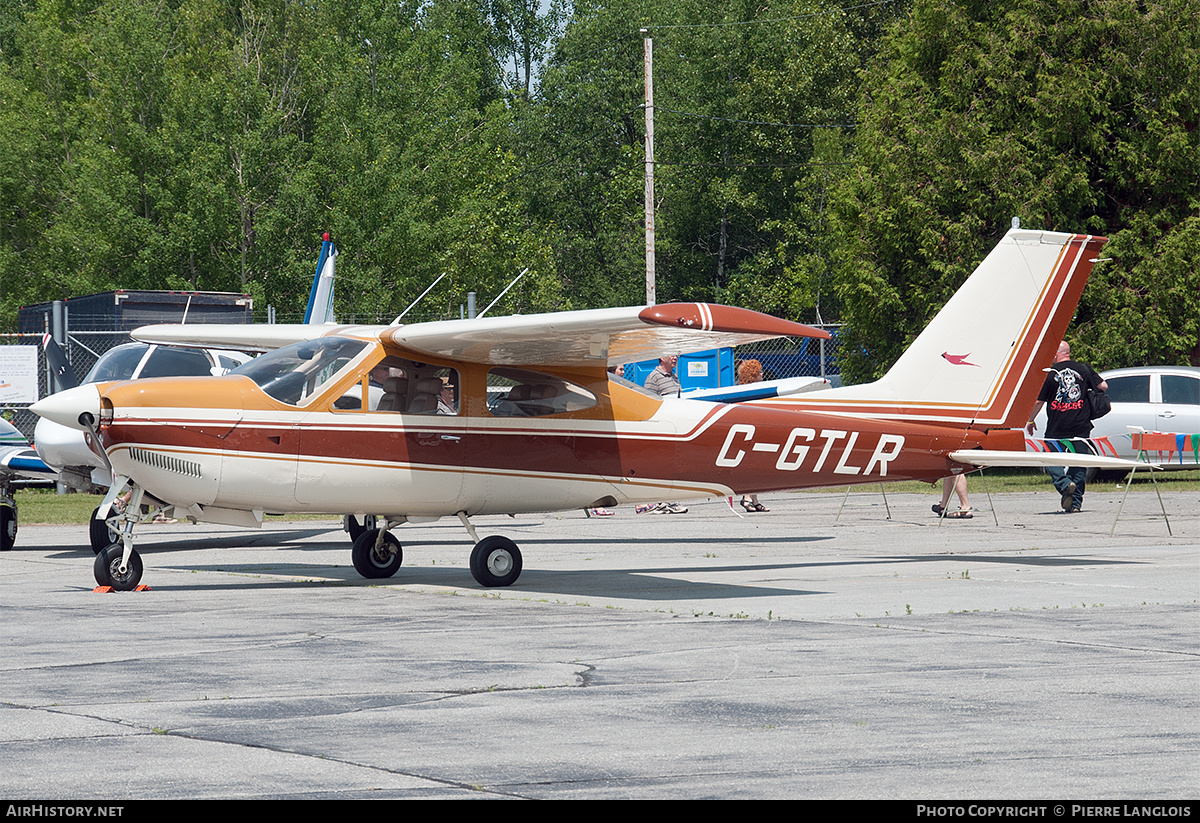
[89, 355, 974, 521]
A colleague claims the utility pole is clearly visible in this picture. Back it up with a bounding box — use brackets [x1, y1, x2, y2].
[642, 28, 656, 306]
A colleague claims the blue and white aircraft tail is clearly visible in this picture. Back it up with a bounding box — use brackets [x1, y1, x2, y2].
[303, 233, 338, 324]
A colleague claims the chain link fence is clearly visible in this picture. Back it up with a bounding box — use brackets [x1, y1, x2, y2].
[731, 328, 843, 385]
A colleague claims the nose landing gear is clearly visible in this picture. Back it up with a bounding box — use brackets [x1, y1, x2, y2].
[94, 542, 144, 591]
[90, 481, 156, 591]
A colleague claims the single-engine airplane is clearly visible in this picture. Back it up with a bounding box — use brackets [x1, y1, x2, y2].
[32, 228, 1147, 591]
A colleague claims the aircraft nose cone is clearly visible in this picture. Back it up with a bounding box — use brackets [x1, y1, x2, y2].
[30, 384, 102, 432]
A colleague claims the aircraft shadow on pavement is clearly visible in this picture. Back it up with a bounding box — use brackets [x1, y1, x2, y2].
[42, 526, 343, 559]
[132, 551, 1141, 603]
[44, 528, 838, 560]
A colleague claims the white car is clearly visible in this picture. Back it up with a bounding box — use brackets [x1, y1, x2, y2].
[1030, 366, 1200, 468]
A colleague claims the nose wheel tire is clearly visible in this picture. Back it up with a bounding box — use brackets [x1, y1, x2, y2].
[470, 536, 522, 588]
[94, 543, 143, 591]
[351, 529, 403, 578]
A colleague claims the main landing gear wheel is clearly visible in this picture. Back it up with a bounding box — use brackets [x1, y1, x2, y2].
[0, 503, 16, 552]
[94, 543, 143, 591]
[470, 536, 522, 588]
[90, 506, 120, 554]
[351, 529, 402, 579]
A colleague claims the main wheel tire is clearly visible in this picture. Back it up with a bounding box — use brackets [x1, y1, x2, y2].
[351, 529, 402, 579]
[470, 536, 522, 588]
[90, 507, 119, 554]
[344, 514, 377, 542]
[0, 503, 15, 551]
[93, 543, 143, 591]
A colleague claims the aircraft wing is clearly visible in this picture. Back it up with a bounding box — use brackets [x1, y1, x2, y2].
[0, 445, 56, 482]
[132, 323, 344, 352]
[133, 304, 828, 368]
[950, 450, 1158, 472]
[381, 303, 828, 368]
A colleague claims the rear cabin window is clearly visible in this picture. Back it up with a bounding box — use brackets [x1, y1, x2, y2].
[486, 368, 597, 417]
[333, 355, 460, 415]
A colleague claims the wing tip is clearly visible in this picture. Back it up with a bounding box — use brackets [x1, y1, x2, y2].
[638, 303, 829, 339]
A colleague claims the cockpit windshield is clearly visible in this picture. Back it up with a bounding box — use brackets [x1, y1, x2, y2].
[230, 337, 369, 406]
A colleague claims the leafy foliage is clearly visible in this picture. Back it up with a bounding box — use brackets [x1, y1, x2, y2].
[832, 0, 1200, 381]
[1, 0, 1195, 385]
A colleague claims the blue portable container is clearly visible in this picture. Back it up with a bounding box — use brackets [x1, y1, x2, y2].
[678, 349, 733, 391]
[629, 348, 733, 392]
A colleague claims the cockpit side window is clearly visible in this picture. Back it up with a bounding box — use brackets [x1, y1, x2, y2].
[333, 355, 460, 415]
[85, 343, 150, 383]
[487, 368, 597, 417]
[231, 337, 368, 406]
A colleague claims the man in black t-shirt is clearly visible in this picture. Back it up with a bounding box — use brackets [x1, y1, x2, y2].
[1026, 342, 1107, 512]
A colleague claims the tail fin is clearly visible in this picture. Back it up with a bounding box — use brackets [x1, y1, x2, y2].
[42, 333, 80, 392]
[303, 234, 337, 325]
[795, 228, 1108, 429]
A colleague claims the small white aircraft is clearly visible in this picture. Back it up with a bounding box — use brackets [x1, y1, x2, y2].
[32, 228, 1147, 591]
[32, 234, 339, 552]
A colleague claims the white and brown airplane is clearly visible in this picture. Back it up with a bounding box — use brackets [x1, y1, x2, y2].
[31, 227, 1143, 591]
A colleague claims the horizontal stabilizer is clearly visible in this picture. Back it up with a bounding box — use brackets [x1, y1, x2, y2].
[684, 376, 831, 402]
[950, 450, 1158, 471]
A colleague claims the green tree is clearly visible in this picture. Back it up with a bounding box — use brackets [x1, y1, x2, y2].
[831, 0, 1200, 382]
[307, 0, 556, 323]
[519, 0, 900, 316]
[512, 0, 652, 310]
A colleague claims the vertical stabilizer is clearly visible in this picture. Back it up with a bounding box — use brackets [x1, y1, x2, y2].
[304, 234, 337, 325]
[790, 229, 1107, 429]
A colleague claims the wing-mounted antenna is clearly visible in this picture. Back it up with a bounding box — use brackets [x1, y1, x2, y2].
[477, 268, 529, 319]
[392, 272, 448, 325]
